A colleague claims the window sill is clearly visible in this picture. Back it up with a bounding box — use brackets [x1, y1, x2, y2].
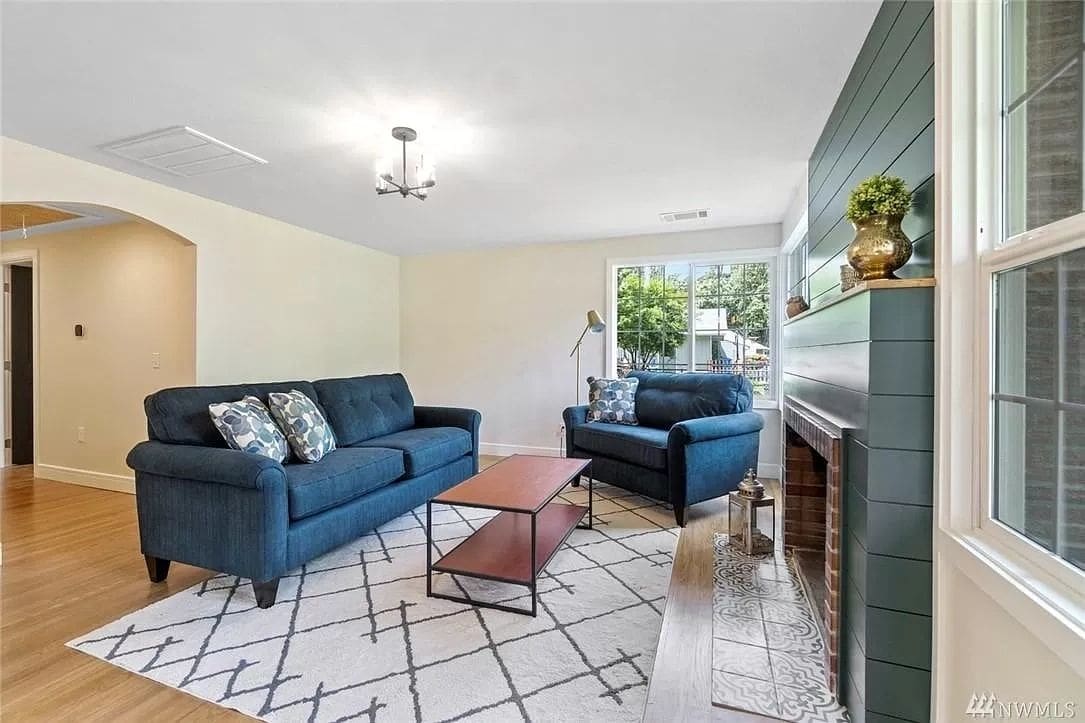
[940, 528, 1085, 679]
[752, 399, 779, 411]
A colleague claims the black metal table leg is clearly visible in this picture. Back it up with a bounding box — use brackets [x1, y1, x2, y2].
[588, 462, 594, 529]
[530, 511, 538, 617]
[426, 500, 433, 597]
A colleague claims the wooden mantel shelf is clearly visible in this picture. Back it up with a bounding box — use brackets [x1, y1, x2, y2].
[783, 277, 936, 326]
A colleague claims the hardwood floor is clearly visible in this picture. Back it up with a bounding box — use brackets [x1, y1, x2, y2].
[1, 465, 249, 721]
[2, 460, 772, 722]
[642, 495, 775, 723]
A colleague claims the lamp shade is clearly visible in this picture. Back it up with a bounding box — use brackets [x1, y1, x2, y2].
[587, 309, 605, 333]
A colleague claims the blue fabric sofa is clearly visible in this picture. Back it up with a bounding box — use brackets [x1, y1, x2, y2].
[563, 371, 762, 527]
[127, 373, 479, 608]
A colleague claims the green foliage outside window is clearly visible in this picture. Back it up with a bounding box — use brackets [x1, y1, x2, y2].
[615, 270, 688, 371]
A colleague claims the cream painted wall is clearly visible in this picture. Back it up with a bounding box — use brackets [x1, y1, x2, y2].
[400, 224, 783, 475]
[937, 564, 1084, 718]
[0, 138, 400, 385]
[4, 221, 195, 479]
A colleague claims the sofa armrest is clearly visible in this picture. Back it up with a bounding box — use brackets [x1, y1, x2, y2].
[562, 405, 589, 456]
[126, 441, 286, 490]
[414, 406, 481, 434]
[563, 405, 589, 428]
[668, 411, 764, 446]
[667, 412, 763, 511]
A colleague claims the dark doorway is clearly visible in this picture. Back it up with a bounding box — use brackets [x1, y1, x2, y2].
[9, 264, 33, 465]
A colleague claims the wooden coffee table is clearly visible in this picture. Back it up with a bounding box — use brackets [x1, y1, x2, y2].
[426, 454, 593, 616]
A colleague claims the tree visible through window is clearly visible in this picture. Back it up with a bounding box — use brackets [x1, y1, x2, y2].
[614, 260, 773, 398]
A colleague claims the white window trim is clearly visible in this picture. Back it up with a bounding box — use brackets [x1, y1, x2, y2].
[604, 247, 781, 410]
[935, 0, 1085, 689]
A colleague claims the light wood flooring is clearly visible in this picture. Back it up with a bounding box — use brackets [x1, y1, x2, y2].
[2, 461, 773, 722]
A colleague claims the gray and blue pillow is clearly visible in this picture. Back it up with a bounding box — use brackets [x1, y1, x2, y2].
[267, 389, 337, 463]
[209, 396, 290, 462]
[586, 376, 639, 425]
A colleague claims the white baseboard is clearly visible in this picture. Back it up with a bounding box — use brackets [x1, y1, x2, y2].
[34, 464, 135, 494]
[479, 442, 562, 458]
[481, 441, 782, 481]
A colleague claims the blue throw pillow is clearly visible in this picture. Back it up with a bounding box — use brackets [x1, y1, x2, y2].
[586, 376, 639, 425]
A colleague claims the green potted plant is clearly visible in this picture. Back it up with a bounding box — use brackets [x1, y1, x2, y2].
[844, 174, 913, 280]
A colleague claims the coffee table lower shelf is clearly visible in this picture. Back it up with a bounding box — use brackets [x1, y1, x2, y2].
[427, 502, 588, 616]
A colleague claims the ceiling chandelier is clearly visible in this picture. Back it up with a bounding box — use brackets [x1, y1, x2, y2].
[374, 126, 436, 201]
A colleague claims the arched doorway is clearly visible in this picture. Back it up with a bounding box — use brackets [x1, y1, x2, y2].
[0, 202, 196, 488]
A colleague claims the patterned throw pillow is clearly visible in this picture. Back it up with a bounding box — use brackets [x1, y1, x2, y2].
[208, 396, 290, 463]
[586, 376, 640, 425]
[267, 389, 337, 463]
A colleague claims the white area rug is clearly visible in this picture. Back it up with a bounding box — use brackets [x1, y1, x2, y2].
[69, 483, 678, 722]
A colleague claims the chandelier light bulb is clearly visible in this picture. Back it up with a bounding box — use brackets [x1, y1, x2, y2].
[418, 156, 436, 188]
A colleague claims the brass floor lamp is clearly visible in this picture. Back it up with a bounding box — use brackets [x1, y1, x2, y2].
[569, 310, 606, 405]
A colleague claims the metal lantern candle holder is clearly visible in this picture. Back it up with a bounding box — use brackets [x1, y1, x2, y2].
[728, 469, 775, 555]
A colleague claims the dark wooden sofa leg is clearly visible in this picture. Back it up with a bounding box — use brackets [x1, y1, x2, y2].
[571, 475, 582, 487]
[253, 578, 280, 609]
[145, 555, 171, 583]
[674, 506, 686, 528]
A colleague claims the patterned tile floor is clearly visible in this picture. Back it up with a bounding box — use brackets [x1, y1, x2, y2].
[711, 534, 848, 722]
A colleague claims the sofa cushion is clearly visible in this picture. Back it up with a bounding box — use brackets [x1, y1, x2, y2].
[354, 427, 471, 477]
[626, 371, 753, 428]
[574, 423, 670, 470]
[313, 374, 415, 446]
[146, 381, 320, 447]
[284, 447, 404, 520]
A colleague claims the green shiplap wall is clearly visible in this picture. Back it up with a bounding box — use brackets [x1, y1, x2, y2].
[783, 287, 934, 723]
[788, 0, 935, 307]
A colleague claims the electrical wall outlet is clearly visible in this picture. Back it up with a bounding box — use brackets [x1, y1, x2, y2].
[558, 424, 565, 438]
[151, 352, 161, 370]
[77, 426, 86, 443]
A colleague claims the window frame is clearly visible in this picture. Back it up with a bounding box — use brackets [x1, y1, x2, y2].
[978, 0, 1085, 597]
[605, 248, 780, 410]
[936, 0, 1085, 681]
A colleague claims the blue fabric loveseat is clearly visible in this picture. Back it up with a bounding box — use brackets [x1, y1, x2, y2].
[563, 371, 762, 527]
[126, 373, 479, 608]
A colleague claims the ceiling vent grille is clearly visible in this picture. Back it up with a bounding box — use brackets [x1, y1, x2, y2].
[660, 208, 710, 224]
[99, 126, 268, 177]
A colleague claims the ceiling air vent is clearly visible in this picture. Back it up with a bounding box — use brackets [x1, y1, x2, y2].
[99, 126, 268, 177]
[660, 208, 710, 224]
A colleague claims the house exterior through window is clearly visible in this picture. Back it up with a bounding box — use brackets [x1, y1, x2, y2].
[986, 0, 1085, 576]
[609, 256, 775, 400]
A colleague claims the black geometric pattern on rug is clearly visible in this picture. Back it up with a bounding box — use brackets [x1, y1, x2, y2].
[69, 483, 678, 722]
[712, 534, 849, 723]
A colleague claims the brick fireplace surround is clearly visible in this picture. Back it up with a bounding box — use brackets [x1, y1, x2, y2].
[782, 397, 844, 698]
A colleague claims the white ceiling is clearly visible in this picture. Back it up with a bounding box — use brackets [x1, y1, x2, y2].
[0, 2, 879, 255]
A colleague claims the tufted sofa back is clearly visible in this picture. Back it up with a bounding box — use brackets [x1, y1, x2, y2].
[312, 373, 416, 446]
[145, 381, 321, 446]
[625, 370, 753, 429]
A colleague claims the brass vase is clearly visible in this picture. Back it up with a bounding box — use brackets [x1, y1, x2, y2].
[846, 213, 912, 280]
